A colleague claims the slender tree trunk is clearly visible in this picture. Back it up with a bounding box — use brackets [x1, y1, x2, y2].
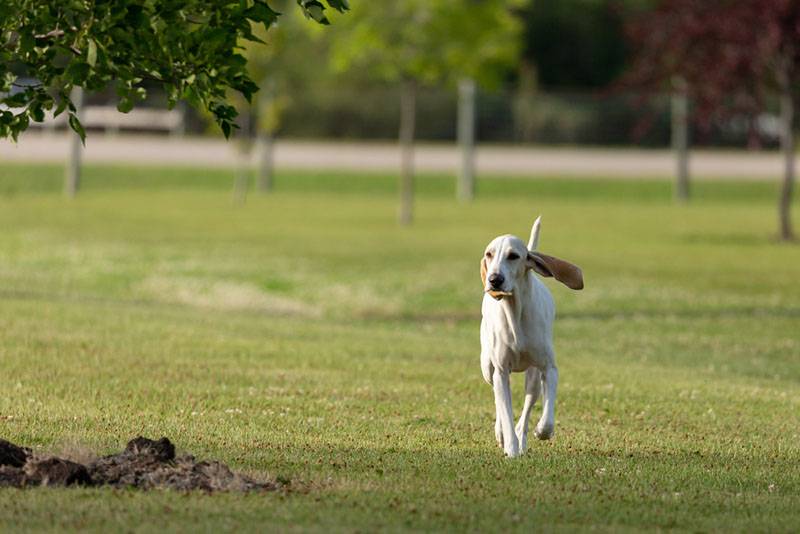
[257, 78, 275, 193]
[64, 86, 84, 198]
[398, 79, 417, 225]
[174, 101, 187, 138]
[778, 82, 795, 241]
[671, 76, 690, 203]
[233, 107, 252, 206]
[457, 78, 476, 202]
[233, 163, 250, 206]
[257, 131, 274, 193]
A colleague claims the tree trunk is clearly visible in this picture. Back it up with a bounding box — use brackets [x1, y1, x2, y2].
[257, 132, 274, 193]
[671, 77, 690, 203]
[233, 163, 250, 206]
[233, 107, 252, 206]
[173, 101, 187, 138]
[457, 78, 476, 202]
[398, 79, 417, 225]
[258, 133, 274, 193]
[257, 79, 276, 194]
[778, 83, 795, 241]
[64, 86, 84, 198]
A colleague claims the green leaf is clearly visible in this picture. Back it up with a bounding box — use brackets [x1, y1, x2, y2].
[19, 32, 34, 54]
[5, 92, 29, 107]
[68, 113, 86, 145]
[65, 61, 91, 83]
[117, 97, 134, 113]
[307, 4, 327, 23]
[246, 1, 280, 27]
[86, 39, 97, 67]
[326, 0, 350, 12]
[30, 103, 45, 122]
[54, 96, 68, 118]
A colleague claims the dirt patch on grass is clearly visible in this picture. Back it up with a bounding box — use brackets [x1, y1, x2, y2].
[0, 437, 279, 492]
[139, 276, 318, 317]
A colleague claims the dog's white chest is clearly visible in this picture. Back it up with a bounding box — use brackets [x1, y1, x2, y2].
[480, 278, 555, 373]
[490, 326, 549, 372]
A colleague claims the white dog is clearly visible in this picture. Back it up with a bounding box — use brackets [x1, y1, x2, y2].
[480, 217, 583, 457]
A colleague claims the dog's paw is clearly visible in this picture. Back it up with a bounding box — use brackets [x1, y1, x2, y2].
[502, 434, 521, 458]
[517, 432, 527, 453]
[515, 424, 527, 453]
[534, 421, 554, 440]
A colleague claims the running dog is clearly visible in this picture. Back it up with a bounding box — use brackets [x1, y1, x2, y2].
[479, 217, 583, 457]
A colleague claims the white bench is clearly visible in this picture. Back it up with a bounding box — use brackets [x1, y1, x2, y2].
[83, 106, 185, 135]
[34, 105, 185, 136]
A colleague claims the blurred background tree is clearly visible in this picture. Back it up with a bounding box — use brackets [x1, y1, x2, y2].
[521, 0, 628, 90]
[8, 0, 795, 235]
[242, 1, 338, 194]
[624, 0, 800, 240]
[326, 0, 528, 224]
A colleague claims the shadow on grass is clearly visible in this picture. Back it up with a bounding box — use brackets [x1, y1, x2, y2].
[356, 305, 800, 324]
[681, 233, 800, 247]
[3, 288, 799, 325]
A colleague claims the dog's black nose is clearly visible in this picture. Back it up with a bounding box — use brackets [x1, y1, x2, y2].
[488, 273, 505, 288]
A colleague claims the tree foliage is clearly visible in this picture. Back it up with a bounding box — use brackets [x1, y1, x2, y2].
[242, 0, 311, 135]
[0, 0, 348, 142]
[522, 0, 628, 89]
[623, 0, 800, 123]
[623, 0, 800, 239]
[330, 0, 528, 88]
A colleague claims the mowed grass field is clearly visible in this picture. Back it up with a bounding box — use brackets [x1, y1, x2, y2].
[0, 163, 798, 532]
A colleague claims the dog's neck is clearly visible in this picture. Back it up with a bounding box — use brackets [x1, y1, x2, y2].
[496, 272, 536, 345]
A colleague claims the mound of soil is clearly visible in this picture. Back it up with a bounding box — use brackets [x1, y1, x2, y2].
[0, 436, 278, 492]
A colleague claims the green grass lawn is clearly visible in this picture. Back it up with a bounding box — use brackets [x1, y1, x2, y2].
[0, 164, 798, 532]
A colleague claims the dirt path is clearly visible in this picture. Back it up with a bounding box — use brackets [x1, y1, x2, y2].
[1, 132, 791, 180]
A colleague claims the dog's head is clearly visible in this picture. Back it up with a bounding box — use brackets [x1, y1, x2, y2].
[480, 218, 584, 300]
[480, 234, 529, 299]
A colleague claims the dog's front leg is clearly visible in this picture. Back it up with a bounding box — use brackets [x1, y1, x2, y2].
[480, 350, 504, 447]
[492, 367, 519, 457]
[494, 403, 503, 449]
[534, 364, 558, 440]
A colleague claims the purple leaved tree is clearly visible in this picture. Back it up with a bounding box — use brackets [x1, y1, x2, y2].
[624, 0, 800, 240]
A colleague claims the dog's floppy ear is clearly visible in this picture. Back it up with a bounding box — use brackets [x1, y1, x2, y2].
[480, 256, 488, 288]
[527, 252, 584, 290]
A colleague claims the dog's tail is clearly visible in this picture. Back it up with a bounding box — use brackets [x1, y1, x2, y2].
[527, 215, 542, 251]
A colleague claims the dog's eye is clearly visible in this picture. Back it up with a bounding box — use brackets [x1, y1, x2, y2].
[507, 252, 520, 260]
[485, 251, 493, 259]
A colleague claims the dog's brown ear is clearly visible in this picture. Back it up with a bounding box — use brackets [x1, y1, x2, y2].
[480, 256, 488, 288]
[527, 252, 584, 290]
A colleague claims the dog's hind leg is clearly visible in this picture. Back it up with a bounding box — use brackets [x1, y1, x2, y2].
[534, 362, 558, 440]
[515, 367, 541, 452]
[495, 403, 503, 449]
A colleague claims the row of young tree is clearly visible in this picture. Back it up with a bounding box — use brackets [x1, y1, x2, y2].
[245, 0, 800, 239]
[1, 1, 798, 239]
[242, 0, 526, 224]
